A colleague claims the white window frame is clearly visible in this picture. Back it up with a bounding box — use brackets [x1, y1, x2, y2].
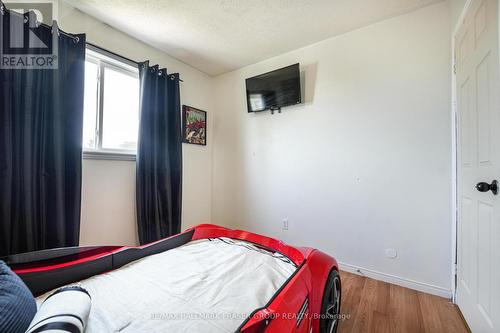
[82, 45, 139, 161]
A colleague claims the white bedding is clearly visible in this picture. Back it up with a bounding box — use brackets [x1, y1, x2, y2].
[36, 238, 297, 333]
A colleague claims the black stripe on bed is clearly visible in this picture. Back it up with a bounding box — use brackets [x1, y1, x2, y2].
[30, 321, 81, 333]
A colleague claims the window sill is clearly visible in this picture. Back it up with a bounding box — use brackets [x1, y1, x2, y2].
[83, 150, 136, 161]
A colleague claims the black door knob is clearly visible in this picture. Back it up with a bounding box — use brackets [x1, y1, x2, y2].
[476, 180, 498, 195]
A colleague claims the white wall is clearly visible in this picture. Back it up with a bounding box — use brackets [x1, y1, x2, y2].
[212, 2, 453, 296]
[80, 160, 138, 246]
[57, 1, 214, 246]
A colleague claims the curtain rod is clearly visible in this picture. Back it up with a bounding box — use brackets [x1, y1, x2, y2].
[86, 42, 184, 82]
[0, 3, 183, 82]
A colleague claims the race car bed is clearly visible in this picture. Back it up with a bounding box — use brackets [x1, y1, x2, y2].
[4, 224, 341, 333]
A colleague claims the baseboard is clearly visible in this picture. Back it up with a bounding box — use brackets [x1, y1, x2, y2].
[339, 262, 452, 299]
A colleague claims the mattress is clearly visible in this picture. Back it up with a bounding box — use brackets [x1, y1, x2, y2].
[35, 237, 297, 333]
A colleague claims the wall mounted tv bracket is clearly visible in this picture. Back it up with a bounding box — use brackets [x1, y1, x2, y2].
[270, 106, 281, 115]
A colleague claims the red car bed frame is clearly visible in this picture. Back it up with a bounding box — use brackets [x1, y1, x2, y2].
[3, 224, 341, 333]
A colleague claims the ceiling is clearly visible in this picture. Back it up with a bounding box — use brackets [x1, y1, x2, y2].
[64, 0, 443, 76]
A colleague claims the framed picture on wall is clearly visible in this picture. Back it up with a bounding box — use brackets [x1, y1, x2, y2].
[182, 105, 207, 146]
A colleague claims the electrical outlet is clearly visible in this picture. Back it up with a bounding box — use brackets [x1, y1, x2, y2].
[282, 219, 289, 230]
[385, 248, 397, 259]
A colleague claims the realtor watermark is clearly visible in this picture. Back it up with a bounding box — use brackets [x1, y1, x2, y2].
[149, 311, 351, 321]
[0, 0, 58, 69]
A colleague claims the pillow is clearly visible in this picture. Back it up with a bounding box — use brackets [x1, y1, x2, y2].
[0, 260, 37, 333]
[26, 285, 91, 333]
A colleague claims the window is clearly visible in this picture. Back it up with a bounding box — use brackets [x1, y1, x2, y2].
[83, 46, 140, 159]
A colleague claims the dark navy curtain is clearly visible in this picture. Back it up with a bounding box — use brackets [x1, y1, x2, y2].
[136, 62, 182, 245]
[0, 7, 86, 256]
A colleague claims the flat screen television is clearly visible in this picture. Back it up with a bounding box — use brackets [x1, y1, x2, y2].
[245, 63, 301, 113]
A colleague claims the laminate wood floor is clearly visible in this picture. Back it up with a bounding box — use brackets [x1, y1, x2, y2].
[337, 271, 470, 333]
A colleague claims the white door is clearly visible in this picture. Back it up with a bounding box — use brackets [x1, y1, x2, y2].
[456, 0, 500, 332]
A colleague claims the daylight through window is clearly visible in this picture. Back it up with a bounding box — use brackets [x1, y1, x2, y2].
[83, 47, 140, 156]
